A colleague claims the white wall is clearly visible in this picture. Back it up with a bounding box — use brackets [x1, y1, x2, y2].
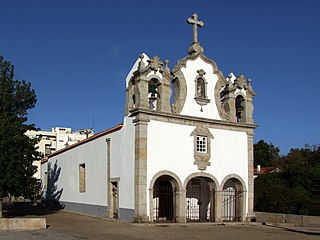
[147, 120, 249, 214]
[47, 136, 109, 206]
[110, 117, 135, 209]
[44, 117, 135, 210]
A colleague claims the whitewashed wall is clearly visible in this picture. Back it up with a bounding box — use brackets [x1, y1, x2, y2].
[44, 116, 135, 212]
[147, 120, 249, 215]
[110, 117, 135, 210]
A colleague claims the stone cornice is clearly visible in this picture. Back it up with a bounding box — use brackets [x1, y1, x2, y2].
[129, 109, 258, 134]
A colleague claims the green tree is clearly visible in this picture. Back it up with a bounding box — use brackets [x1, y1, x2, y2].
[0, 55, 40, 217]
[254, 140, 280, 167]
[254, 144, 320, 215]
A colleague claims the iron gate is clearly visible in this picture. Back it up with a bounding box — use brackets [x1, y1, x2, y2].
[222, 188, 243, 222]
[153, 180, 175, 222]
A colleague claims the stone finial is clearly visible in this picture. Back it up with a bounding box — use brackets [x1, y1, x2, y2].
[187, 13, 204, 43]
[234, 74, 246, 89]
[164, 59, 169, 69]
[138, 54, 145, 70]
[147, 55, 163, 73]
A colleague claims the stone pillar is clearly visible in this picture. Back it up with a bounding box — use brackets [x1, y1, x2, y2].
[176, 190, 186, 223]
[215, 190, 223, 222]
[247, 134, 255, 221]
[134, 76, 149, 110]
[246, 95, 254, 124]
[133, 116, 149, 222]
[158, 67, 173, 113]
[222, 93, 237, 122]
[106, 138, 113, 218]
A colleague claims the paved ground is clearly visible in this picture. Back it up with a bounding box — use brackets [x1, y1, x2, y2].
[1, 205, 319, 240]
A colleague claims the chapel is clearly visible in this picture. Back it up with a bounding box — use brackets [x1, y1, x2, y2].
[41, 13, 257, 223]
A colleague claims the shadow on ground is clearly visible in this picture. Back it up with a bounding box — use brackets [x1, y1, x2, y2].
[2, 201, 61, 218]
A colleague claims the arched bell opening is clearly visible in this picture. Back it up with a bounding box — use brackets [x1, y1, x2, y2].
[148, 78, 161, 110]
[186, 177, 216, 222]
[222, 178, 245, 222]
[152, 175, 178, 222]
[235, 95, 246, 123]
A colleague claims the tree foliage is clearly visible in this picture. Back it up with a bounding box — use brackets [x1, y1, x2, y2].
[254, 140, 280, 167]
[0, 55, 40, 201]
[254, 144, 320, 216]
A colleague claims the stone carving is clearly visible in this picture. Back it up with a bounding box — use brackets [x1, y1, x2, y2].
[147, 55, 163, 74]
[194, 69, 210, 112]
[190, 126, 214, 171]
[187, 13, 205, 55]
[187, 13, 204, 43]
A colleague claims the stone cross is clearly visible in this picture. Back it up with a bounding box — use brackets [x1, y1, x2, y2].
[187, 13, 204, 43]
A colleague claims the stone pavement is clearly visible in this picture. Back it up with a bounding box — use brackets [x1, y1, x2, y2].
[0, 207, 319, 240]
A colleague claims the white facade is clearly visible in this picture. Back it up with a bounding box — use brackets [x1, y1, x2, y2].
[42, 14, 256, 222]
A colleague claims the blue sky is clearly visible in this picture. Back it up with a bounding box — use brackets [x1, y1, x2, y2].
[1, 0, 319, 155]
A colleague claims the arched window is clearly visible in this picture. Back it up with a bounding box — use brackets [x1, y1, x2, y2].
[235, 95, 245, 123]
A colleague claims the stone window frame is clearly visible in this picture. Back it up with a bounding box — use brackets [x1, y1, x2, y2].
[79, 163, 86, 193]
[190, 126, 214, 171]
[194, 69, 210, 111]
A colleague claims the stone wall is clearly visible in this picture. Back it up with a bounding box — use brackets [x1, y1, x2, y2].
[255, 212, 320, 227]
[0, 218, 46, 230]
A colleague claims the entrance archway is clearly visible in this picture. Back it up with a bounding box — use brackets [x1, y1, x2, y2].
[185, 177, 215, 222]
[222, 177, 245, 222]
[152, 175, 178, 222]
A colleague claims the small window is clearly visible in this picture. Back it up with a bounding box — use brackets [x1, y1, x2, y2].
[79, 163, 86, 193]
[196, 136, 207, 153]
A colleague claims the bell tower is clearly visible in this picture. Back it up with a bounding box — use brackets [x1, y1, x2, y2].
[124, 13, 257, 222]
[125, 54, 173, 115]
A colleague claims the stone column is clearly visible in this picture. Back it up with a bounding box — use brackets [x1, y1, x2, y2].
[247, 134, 255, 221]
[133, 116, 149, 222]
[246, 95, 254, 124]
[215, 190, 223, 222]
[134, 76, 149, 110]
[106, 138, 113, 218]
[222, 92, 237, 122]
[176, 190, 186, 223]
[158, 67, 173, 113]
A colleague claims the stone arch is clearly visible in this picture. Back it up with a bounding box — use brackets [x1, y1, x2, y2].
[183, 172, 219, 190]
[149, 170, 183, 191]
[149, 171, 183, 222]
[219, 174, 246, 192]
[220, 174, 247, 222]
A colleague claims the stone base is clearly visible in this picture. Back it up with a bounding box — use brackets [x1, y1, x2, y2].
[246, 212, 256, 222]
[132, 214, 149, 223]
[0, 218, 46, 230]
